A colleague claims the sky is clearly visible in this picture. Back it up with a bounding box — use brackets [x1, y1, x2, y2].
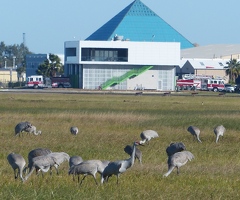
[1, 0, 240, 55]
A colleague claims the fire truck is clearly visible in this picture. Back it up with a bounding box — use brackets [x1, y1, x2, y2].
[50, 76, 71, 88]
[26, 75, 71, 89]
[26, 75, 46, 89]
[176, 74, 225, 92]
[176, 79, 202, 90]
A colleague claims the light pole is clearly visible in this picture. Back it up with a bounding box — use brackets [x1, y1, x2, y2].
[4, 57, 7, 68]
[13, 56, 16, 68]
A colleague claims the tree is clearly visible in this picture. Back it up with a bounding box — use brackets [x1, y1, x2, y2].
[16, 66, 25, 81]
[0, 41, 32, 68]
[226, 59, 240, 83]
[36, 54, 63, 77]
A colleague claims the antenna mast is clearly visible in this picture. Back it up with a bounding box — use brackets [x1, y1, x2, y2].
[23, 33, 26, 46]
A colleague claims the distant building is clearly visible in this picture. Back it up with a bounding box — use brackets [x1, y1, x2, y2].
[64, 0, 192, 90]
[64, 40, 180, 90]
[86, 0, 193, 49]
[179, 44, 240, 82]
[25, 54, 47, 77]
[181, 44, 240, 59]
[178, 58, 229, 82]
[0, 68, 18, 84]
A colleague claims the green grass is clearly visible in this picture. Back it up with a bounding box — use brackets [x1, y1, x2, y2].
[1, 92, 240, 199]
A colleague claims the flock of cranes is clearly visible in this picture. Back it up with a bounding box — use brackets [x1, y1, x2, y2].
[7, 122, 227, 185]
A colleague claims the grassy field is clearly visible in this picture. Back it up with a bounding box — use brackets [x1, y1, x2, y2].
[1, 91, 240, 199]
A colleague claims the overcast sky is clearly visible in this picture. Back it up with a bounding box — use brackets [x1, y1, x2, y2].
[1, 0, 240, 54]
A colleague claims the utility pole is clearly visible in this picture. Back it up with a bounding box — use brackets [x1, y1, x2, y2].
[23, 33, 26, 46]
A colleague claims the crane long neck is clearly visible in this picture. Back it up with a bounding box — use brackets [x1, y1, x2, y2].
[24, 166, 35, 181]
[130, 142, 136, 166]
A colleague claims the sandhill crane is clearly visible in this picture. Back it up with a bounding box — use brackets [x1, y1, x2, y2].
[139, 130, 159, 145]
[69, 161, 98, 185]
[70, 126, 78, 135]
[163, 151, 194, 177]
[166, 142, 186, 157]
[48, 152, 70, 175]
[25, 148, 52, 174]
[15, 121, 32, 137]
[187, 126, 202, 143]
[7, 153, 26, 181]
[25, 125, 42, 135]
[69, 160, 110, 185]
[124, 144, 142, 164]
[214, 125, 226, 143]
[101, 141, 139, 184]
[24, 154, 59, 181]
[26, 151, 69, 179]
[69, 156, 83, 168]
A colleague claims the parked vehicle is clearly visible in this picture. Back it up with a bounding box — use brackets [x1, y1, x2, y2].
[176, 74, 225, 92]
[26, 75, 46, 89]
[203, 78, 225, 92]
[50, 77, 71, 88]
[223, 84, 235, 93]
[26, 75, 71, 89]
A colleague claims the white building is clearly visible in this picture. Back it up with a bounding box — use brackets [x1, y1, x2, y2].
[64, 40, 180, 91]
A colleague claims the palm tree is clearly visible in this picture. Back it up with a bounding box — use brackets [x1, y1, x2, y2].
[226, 59, 240, 83]
[36, 54, 63, 77]
[48, 54, 63, 77]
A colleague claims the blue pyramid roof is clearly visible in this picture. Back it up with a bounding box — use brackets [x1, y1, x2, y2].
[85, 0, 193, 49]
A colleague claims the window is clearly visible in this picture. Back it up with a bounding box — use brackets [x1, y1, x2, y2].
[81, 48, 128, 62]
[219, 62, 224, 66]
[66, 48, 76, 56]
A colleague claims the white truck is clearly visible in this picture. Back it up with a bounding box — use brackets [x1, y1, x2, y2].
[26, 75, 46, 89]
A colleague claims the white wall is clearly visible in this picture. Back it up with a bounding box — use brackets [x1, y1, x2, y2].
[65, 40, 180, 66]
[127, 70, 159, 90]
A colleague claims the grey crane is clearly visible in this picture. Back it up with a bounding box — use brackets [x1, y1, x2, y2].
[69, 159, 110, 185]
[47, 152, 70, 175]
[24, 154, 59, 181]
[139, 130, 159, 145]
[124, 144, 142, 164]
[166, 142, 186, 157]
[163, 151, 194, 177]
[101, 141, 139, 184]
[187, 126, 202, 143]
[25, 147, 52, 174]
[7, 153, 26, 181]
[69, 155, 83, 168]
[26, 151, 69, 178]
[70, 126, 78, 135]
[25, 125, 42, 135]
[69, 156, 83, 181]
[15, 121, 32, 137]
[214, 125, 226, 143]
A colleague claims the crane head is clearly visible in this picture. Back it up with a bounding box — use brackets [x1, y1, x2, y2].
[135, 141, 144, 146]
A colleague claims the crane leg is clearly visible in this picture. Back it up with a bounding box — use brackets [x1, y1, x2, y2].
[14, 169, 18, 179]
[72, 174, 75, 181]
[92, 175, 98, 185]
[177, 167, 180, 175]
[116, 175, 120, 184]
[79, 175, 87, 185]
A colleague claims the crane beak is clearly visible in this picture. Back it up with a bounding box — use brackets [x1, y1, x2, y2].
[136, 141, 144, 146]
